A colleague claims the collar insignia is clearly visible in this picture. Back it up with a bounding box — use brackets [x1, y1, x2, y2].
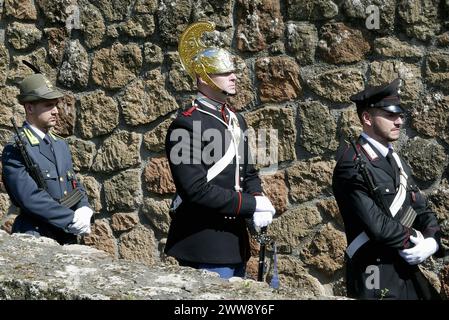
[361, 143, 379, 161]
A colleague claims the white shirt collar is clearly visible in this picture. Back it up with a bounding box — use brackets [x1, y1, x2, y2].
[361, 132, 393, 157]
[25, 121, 47, 140]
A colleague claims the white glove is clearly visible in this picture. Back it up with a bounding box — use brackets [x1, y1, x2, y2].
[413, 229, 424, 241]
[66, 206, 93, 235]
[253, 211, 273, 232]
[78, 206, 93, 234]
[255, 196, 276, 216]
[399, 235, 439, 265]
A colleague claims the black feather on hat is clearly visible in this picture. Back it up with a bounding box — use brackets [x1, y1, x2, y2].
[22, 60, 41, 74]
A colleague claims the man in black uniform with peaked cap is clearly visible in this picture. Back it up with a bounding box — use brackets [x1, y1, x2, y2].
[332, 78, 443, 299]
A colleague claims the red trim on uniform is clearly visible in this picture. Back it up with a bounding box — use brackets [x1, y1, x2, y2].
[224, 102, 236, 113]
[221, 107, 228, 124]
[236, 192, 242, 215]
[357, 143, 371, 161]
[350, 144, 362, 161]
[182, 106, 197, 116]
[252, 192, 263, 196]
[411, 191, 416, 203]
[358, 143, 380, 162]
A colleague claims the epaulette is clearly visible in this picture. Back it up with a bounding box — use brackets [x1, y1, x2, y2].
[49, 131, 63, 141]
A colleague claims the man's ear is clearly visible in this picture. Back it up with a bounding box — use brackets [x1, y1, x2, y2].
[24, 103, 34, 115]
[362, 110, 373, 126]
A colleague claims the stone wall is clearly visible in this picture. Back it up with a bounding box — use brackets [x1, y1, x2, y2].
[0, 0, 448, 298]
[0, 230, 348, 299]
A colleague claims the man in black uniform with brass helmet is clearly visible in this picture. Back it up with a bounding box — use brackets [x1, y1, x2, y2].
[2, 72, 93, 244]
[164, 21, 276, 279]
[332, 78, 444, 299]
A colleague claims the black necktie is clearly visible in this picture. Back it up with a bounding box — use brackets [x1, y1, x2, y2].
[44, 134, 55, 154]
[386, 149, 399, 183]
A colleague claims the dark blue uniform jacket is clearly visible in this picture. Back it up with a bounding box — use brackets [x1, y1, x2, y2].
[2, 123, 89, 244]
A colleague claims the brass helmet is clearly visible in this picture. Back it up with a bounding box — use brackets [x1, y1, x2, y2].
[178, 21, 235, 93]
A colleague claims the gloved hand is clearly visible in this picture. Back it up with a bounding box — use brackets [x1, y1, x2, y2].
[399, 235, 439, 265]
[255, 196, 276, 216]
[66, 206, 93, 235]
[78, 206, 93, 232]
[253, 211, 273, 232]
[412, 229, 424, 241]
[66, 218, 88, 235]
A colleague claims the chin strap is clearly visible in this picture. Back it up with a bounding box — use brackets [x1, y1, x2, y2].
[222, 90, 236, 97]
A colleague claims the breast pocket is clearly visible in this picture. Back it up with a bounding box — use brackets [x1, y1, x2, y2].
[41, 168, 58, 181]
[378, 183, 396, 203]
[40, 168, 60, 196]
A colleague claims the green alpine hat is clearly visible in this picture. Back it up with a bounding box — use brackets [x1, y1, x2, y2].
[17, 74, 64, 104]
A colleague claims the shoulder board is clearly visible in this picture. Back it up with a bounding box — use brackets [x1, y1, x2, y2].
[361, 143, 379, 161]
[23, 128, 39, 146]
[49, 131, 63, 141]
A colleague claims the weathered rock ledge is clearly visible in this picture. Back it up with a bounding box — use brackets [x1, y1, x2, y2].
[0, 230, 346, 300]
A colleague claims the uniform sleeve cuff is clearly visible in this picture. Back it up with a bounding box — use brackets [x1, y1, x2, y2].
[237, 193, 256, 217]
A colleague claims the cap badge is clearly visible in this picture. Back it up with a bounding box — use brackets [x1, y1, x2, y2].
[44, 77, 53, 89]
